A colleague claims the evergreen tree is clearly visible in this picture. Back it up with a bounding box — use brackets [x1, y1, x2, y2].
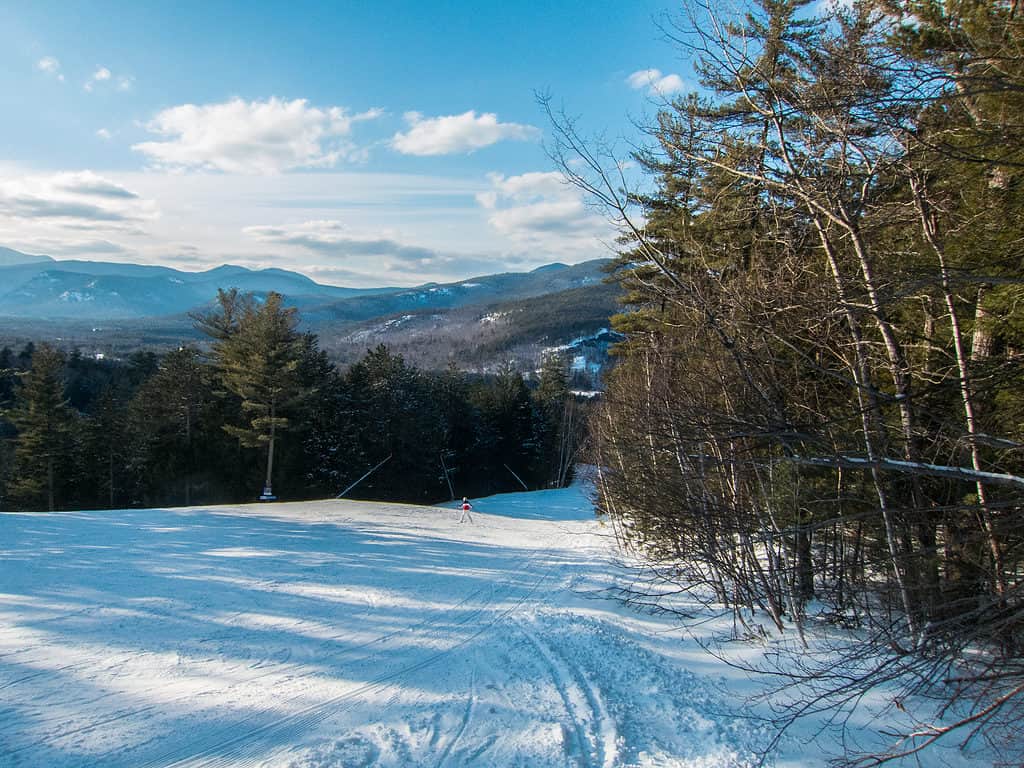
[0, 346, 15, 503]
[76, 386, 131, 509]
[0, 347, 15, 407]
[16, 342, 34, 370]
[547, 0, 1024, 759]
[533, 354, 578, 488]
[472, 363, 536, 491]
[434, 362, 479, 499]
[196, 290, 304, 499]
[342, 345, 444, 500]
[5, 345, 76, 511]
[129, 346, 217, 506]
[275, 333, 343, 499]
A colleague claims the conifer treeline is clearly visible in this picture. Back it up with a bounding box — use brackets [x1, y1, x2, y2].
[0, 290, 584, 511]
[552, 0, 1023, 760]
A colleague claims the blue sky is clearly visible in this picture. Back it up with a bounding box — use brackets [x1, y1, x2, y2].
[0, 0, 688, 286]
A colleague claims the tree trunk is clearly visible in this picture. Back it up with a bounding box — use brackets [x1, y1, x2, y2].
[911, 177, 1006, 596]
[47, 455, 54, 512]
[264, 401, 276, 496]
[185, 401, 192, 507]
[971, 287, 992, 362]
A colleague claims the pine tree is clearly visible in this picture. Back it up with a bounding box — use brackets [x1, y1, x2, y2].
[276, 333, 342, 500]
[129, 346, 216, 506]
[342, 345, 444, 500]
[550, 0, 1024, 758]
[472, 363, 535, 491]
[435, 362, 479, 499]
[195, 290, 304, 500]
[77, 386, 131, 509]
[534, 354, 577, 488]
[5, 345, 76, 511]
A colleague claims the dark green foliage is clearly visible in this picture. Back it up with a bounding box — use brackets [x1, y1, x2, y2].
[75, 387, 133, 510]
[432, 363, 478, 500]
[469, 363, 537, 492]
[532, 356, 579, 488]
[339, 345, 446, 501]
[4, 345, 77, 511]
[128, 346, 229, 506]
[0, 292, 588, 509]
[195, 290, 305, 497]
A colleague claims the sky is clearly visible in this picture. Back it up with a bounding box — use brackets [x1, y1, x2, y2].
[0, 0, 691, 287]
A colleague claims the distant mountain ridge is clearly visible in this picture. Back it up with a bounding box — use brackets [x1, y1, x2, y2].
[0, 248, 619, 378]
[301, 260, 606, 328]
[0, 249, 395, 319]
[0, 247, 610, 322]
[0, 247, 53, 267]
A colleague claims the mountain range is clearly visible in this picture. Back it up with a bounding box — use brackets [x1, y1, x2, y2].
[0, 247, 620, 377]
[0, 248, 390, 320]
[0, 247, 609, 322]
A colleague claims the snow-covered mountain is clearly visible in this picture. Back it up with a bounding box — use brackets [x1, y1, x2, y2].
[304, 260, 608, 327]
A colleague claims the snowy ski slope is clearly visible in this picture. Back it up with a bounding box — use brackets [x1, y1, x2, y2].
[0, 482, 990, 767]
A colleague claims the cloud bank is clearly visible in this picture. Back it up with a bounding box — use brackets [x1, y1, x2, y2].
[0, 171, 153, 227]
[0, 171, 157, 258]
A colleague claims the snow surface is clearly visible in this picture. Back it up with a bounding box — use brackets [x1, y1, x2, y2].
[0, 481, 990, 767]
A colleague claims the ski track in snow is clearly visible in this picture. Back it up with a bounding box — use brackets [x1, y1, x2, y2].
[430, 666, 474, 768]
[513, 618, 617, 768]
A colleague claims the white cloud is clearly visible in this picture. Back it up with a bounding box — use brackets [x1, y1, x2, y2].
[132, 98, 383, 173]
[626, 68, 686, 96]
[246, 220, 438, 262]
[391, 110, 539, 156]
[36, 56, 64, 82]
[478, 171, 612, 254]
[96, 128, 112, 141]
[244, 219, 503, 282]
[84, 66, 135, 93]
[11, 237, 131, 257]
[37, 56, 60, 74]
[83, 66, 113, 92]
[476, 171, 570, 210]
[0, 171, 157, 236]
[0, 166, 607, 284]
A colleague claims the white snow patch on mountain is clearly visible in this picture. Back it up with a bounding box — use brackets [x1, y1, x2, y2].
[58, 290, 95, 302]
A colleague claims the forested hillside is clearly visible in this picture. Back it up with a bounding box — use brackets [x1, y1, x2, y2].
[558, 0, 1024, 763]
[0, 290, 587, 511]
[322, 281, 622, 372]
[0, 259, 617, 377]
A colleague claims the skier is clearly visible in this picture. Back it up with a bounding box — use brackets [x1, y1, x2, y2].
[459, 496, 473, 523]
